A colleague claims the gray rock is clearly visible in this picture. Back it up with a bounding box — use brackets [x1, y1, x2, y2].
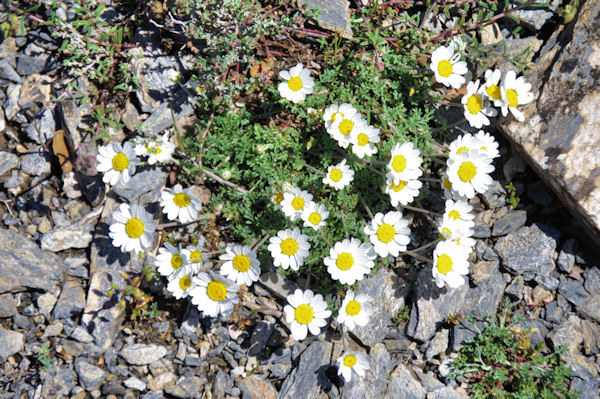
[297, 0, 353, 38]
[584, 267, 600, 295]
[544, 300, 565, 324]
[20, 151, 51, 176]
[511, 0, 560, 30]
[258, 271, 299, 301]
[558, 280, 591, 307]
[248, 321, 275, 357]
[352, 269, 408, 346]
[166, 376, 206, 398]
[578, 295, 600, 323]
[212, 369, 234, 397]
[526, 180, 556, 208]
[279, 341, 333, 399]
[0, 326, 24, 360]
[470, 259, 499, 285]
[0, 152, 18, 176]
[112, 169, 166, 203]
[53, 280, 86, 320]
[425, 329, 449, 359]
[534, 274, 559, 291]
[471, 222, 491, 238]
[4, 84, 21, 121]
[475, 240, 498, 261]
[491, 210, 527, 236]
[557, 239, 577, 273]
[120, 344, 167, 365]
[75, 361, 106, 390]
[386, 364, 427, 399]
[265, 347, 292, 379]
[37, 292, 58, 316]
[0, 59, 21, 82]
[65, 255, 89, 279]
[42, 368, 75, 397]
[480, 180, 506, 209]
[0, 228, 68, 293]
[70, 325, 94, 343]
[40, 225, 94, 252]
[16, 53, 52, 76]
[139, 88, 195, 135]
[41, 322, 63, 339]
[237, 375, 277, 399]
[570, 377, 599, 399]
[124, 376, 146, 391]
[340, 343, 390, 399]
[497, 0, 600, 247]
[77, 173, 106, 208]
[25, 108, 55, 144]
[549, 314, 584, 352]
[581, 319, 600, 356]
[494, 224, 559, 275]
[427, 387, 466, 399]
[407, 268, 468, 342]
[0, 293, 17, 317]
[505, 275, 524, 300]
[130, 47, 178, 113]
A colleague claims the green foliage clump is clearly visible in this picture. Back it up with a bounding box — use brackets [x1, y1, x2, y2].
[449, 306, 579, 399]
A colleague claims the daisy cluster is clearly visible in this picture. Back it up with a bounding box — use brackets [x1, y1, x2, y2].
[430, 40, 534, 126]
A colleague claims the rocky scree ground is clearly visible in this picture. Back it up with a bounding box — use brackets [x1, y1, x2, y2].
[0, 0, 599, 399]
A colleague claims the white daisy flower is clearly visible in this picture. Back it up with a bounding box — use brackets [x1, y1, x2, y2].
[330, 112, 362, 149]
[108, 203, 155, 253]
[449, 36, 467, 53]
[167, 267, 196, 300]
[190, 271, 239, 318]
[155, 242, 187, 277]
[337, 290, 372, 331]
[277, 63, 314, 104]
[443, 199, 475, 225]
[323, 103, 357, 133]
[500, 71, 534, 122]
[482, 69, 503, 107]
[96, 141, 138, 186]
[447, 150, 494, 198]
[267, 228, 311, 271]
[283, 289, 331, 341]
[448, 133, 477, 159]
[462, 80, 498, 129]
[364, 211, 410, 257]
[301, 201, 329, 230]
[160, 184, 202, 224]
[474, 130, 500, 159]
[336, 351, 369, 383]
[219, 245, 261, 287]
[432, 240, 470, 289]
[349, 121, 380, 159]
[385, 173, 423, 207]
[438, 217, 475, 249]
[134, 133, 175, 165]
[387, 142, 423, 184]
[324, 238, 376, 285]
[182, 238, 206, 272]
[441, 172, 462, 200]
[271, 189, 284, 206]
[281, 188, 313, 222]
[323, 159, 354, 190]
[430, 45, 468, 89]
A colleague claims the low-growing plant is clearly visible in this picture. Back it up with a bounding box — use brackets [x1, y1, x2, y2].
[449, 305, 578, 399]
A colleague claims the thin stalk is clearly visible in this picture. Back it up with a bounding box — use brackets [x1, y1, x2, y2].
[318, 230, 333, 247]
[359, 195, 374, 219]
[400, 204, 443, 217]
[156, 215, 210, 229]
[201, 167, 247, 194]
[400, 250, 432, 263]
[251, 230, 273, 252]
[411, 238, 442, 253]
[340, 209, 349, 239]
[303, 162, 326, 176]
[420, 177, 442, 183]
[431, 118, 467, 133]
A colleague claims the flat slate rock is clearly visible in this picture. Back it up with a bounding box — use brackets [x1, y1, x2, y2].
[297, 0, 353, 38]
[494, 224, 559, 275]
[497, 0, 600, 247]
[279, 341, 333, 399]
[0, 228, 68, 294]
[341, 343, 391, 399]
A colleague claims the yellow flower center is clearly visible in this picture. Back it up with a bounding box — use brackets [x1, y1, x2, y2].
[232, 254, 251, 272]
[456, 146, 469, 155]
[506, 88, 518, 107]
[190, 250, 202, 262]
[391, 154, 407, 173]
[466, 94, 483, 115]
[291, 197, 305, 211]
[356, 133, 369, 146]
[443, 177, 452, 190]
[173, 192, 191, 208]
[436, 254, 453, 274]
[272, 192, 284, 204]
[391, 180, 407, 192]
[330, 111, 343, 123]
[441, 227, 452, 239]
[179, 275, 191, 291]
[448, 210, 460, 220]
[376, 223, 396, 243]
[343, 354, 357, 367]
[308, 212, 322, 226]
[206, 281, 227, 301]
[339, 119, 354, 136]
[294, 304, 314, 324]
[336, 252, 354, 271]
[457, 161, 477, 182]
[287, 76, 303, 92]
[145, 143, 162, 155]
[330, 168, 343, 182]
[171, 254, 183, 270]
[280, 238, 298, 256]
[125, 217, 144, 239]
[486, 84, 501, 100]
[112, 152, 129, 172]
[437, 59, 453, 78]
[346, 300, 361, 316]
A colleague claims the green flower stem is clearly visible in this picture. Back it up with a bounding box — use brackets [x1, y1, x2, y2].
[358, 193, 374, 220]
[428, 153, 449, 158]
[400, 250, 432, 263]
[420, 177, 442, 183]
[400, 203, 443, 217]
[340, 209, 349, 239]
[410, 237, 442, 253]
[251, 230, 273, 252]
[201, 166, 248, 194]
[431, 117, 467, 133]
[156, 215, 210, 230]
[303, 161, 326, 176]
[317, 230, 333, 247]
